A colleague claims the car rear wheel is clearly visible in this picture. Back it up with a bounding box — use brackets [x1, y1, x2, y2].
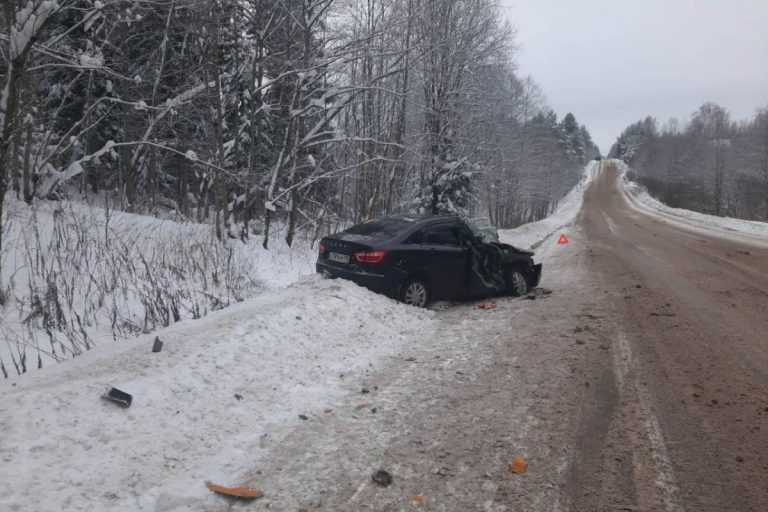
[402, 278, 429, 308]
[506, 268, 528, 297]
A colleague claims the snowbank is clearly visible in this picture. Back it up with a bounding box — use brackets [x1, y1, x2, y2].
[615, 160, 768, 246]
[0, 275, 433, 512]
[498, 160, 599, 250]
[0, 198, 316, 376]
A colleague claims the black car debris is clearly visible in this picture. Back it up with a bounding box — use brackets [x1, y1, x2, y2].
[316, 214, 542, 307]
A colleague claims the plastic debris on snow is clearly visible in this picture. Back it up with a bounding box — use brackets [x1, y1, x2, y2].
[205, 482, 263, 499]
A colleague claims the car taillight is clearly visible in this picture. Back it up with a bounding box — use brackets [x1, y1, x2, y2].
[319, 243, 327, 256]
[353, 250, 388, 264]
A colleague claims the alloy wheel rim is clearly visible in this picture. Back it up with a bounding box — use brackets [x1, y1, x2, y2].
[405, 283, 427, 307]
[513, 272, 527, 295]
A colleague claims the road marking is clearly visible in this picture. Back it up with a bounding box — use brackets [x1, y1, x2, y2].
[614, 332, 684, 512]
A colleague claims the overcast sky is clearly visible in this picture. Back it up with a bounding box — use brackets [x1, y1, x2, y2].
[502, 0, 768, 153]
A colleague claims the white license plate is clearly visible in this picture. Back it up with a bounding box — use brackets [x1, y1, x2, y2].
[329, 252, 350, 264]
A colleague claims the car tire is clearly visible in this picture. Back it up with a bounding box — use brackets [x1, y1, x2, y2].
[401, 278, 430, 308]
[506, 268, 528, 297]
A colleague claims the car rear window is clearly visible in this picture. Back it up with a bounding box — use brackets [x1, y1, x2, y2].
[344, 218, 410, 239]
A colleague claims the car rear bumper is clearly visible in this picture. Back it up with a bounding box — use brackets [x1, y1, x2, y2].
[316, 260, 401, 300]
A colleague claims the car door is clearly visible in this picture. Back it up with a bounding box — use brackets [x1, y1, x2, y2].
[456, 220, 500, 295]
[421, 221, 470, 298]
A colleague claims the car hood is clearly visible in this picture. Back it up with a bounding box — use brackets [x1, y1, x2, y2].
[495, 242, 534, 256]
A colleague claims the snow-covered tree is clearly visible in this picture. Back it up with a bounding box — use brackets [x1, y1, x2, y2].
[616, 102, 768, 220]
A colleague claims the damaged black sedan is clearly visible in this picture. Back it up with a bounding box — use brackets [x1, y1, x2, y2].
[316, 214, 542, 307]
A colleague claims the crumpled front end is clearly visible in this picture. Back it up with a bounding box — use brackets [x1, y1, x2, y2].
[530, 263, 543, 288]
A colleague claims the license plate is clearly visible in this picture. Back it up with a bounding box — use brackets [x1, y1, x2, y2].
[329, 252, 350, 264]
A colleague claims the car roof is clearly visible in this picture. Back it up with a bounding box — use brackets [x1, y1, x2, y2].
[382, 213, 461, 225]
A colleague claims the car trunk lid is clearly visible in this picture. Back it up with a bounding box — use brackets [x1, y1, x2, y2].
[320, 236, 374, 268]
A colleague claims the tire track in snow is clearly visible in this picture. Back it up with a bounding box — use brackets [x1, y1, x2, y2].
[612, 331, 684, 512]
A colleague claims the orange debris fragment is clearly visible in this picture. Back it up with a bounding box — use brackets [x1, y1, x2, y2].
[411, 494, 425, 506]
[355, 402, 370, 409]
[205, 482, 263, 499]
[508, 457, 528, 474]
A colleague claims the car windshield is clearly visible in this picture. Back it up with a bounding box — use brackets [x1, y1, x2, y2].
[466, 220, 499, 242]
[344, 218, 410, 239]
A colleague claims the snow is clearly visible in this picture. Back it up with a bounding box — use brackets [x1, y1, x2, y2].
[498, 160, 600, 250]
[6, 156, 765, 510]
[78, 53, 104, 69]
[0, 82, 9, 127]
[2, 1, 60, 128]
[36, 140, 116, 196]
[615, 160, 768, 247]
[0, 273, 432, 511]
[499, 158, 768, 254]
[10, 1, 60, 60]
[0, 159, 603, 511]
[0, 198, 316, 377]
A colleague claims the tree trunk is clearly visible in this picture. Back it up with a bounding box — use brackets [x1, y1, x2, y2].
[148, 143, 157, 213]
[81, 70, 95, 197]
[286, 188, 298, 247]
[263, 209, 271, 249]
[0, 8, 39, 275]
[205, 1, 228, 241]
[22, 115, 33, 203]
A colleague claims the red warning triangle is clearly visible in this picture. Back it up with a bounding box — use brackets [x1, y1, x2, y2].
[557, 233, 569, 245]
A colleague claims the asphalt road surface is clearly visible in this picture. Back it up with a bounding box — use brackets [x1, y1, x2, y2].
[223, 162, 767, 512]
[571, 162, 768, 511]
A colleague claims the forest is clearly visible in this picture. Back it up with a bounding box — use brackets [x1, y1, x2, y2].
[1, 0, 598, 247]
[610, 103, 768, 221]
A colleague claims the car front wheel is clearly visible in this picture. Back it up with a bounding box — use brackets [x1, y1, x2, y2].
[402, 278, 429, 308]
[506, 268, 528, 297]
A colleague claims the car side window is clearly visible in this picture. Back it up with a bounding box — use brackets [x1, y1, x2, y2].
[404, 230, 423, 244]
[456, 222, 474, 246]
[423, 223, 461, 246]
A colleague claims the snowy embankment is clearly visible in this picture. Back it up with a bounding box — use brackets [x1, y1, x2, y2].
[0, 276, 432, 511]
[498, 160, 599, 250]
[615, 160, 768, 246]
[0, 198, 315, 376]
